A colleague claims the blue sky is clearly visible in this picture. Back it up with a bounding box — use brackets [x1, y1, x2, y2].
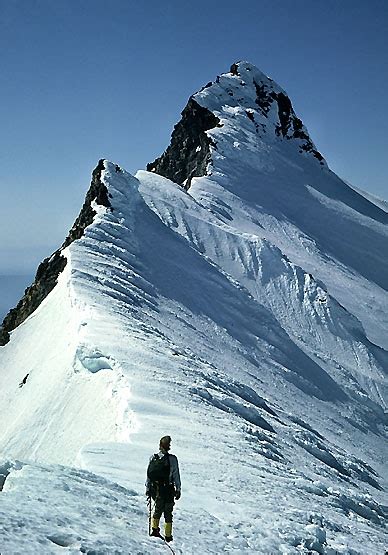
[0, 0, 387, 282]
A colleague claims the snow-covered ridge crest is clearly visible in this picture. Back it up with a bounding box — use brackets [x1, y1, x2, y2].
[0, 161, 141, 463]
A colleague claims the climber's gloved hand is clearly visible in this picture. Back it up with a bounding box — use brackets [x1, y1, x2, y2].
[175, 489, 181, 500]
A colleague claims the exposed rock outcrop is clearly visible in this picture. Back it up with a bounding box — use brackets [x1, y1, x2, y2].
[237, 65, 325, 164]
[147, 98, 220, 189]
[64, 159, 111, 247]
[271, 91, 324, 162]
[0, 160, 111, 346]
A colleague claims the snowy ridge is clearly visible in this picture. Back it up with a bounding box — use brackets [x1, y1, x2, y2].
[1, 61, 388, 553]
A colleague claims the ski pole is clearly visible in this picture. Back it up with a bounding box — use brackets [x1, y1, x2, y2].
[147, 495, 152, 536]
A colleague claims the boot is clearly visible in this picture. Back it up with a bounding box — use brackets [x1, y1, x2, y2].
[151, 517, 161, 537]
[151, 528, 161, 537]
[165, 521, 173, 542]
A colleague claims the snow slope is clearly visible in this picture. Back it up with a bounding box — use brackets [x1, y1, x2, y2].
[190, 62, 388, 351]
[350, 184, 388, 214]
[0, 62, 387, 554]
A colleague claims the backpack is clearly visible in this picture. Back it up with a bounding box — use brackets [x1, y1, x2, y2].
[147, 453, 170, 484]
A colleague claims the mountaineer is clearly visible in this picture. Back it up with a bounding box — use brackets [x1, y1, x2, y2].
[146, 435, 181, 542]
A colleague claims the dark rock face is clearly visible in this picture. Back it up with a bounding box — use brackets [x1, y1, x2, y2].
[0, 252, 67, 345]
[254, 82, 273, 116]
[147, 98, 220, 189]
[227, 62, 325, 165]
[256, 86, 324, 164]
[0, 159, 111, 346]
[63, 159, 111, 248]
[274, 92, 293, 137]
[271, 91, 324, 163]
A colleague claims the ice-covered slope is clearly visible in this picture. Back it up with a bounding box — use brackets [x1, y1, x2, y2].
[0, 63, 387, 553]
